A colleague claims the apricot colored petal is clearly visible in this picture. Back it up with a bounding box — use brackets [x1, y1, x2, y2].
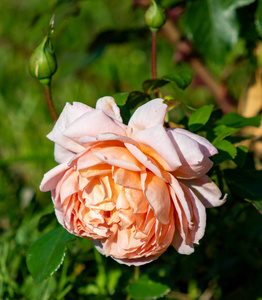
[60, 171, 79, 204]
[96, 96, 123, 122]
[125, 188, 148, 214]
[40, 162, 70, 192]
[93, 152, 141, 171]
[92, 145, 143, 171]
[69, 150, 103, 170]
[112, 167, 142, 190]
[128, 98, 167, 130]
[168, 129, 213, 179]
[180, 175, 227, 208]
[63, 109, 126, 142]
[124, 143, 166, 181]
[141, 171, 171, 224]
[132, 125, 181, 171]
[170, 128, 217, 156]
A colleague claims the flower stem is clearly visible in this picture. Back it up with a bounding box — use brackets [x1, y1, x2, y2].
[44, 84, 58, 122]
[134, 266, 140, 280]
[151, 30, 160, 97]
[151, 31, 157, 79]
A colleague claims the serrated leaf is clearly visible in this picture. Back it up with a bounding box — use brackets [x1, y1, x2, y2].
[142, 78, 169, 92]
[113, 92, 129, 106]
[127, 275, 170, 300]
[233, 145, 248, 167]
[162, 72, 192, 90]
[212, 140, 237, 164]
[184, 0, 240, 64]
[26, 227, 75, 284]
[188, 104, 214, 132]
[217, 113, 261, 128]
[208, 125, 240, 143]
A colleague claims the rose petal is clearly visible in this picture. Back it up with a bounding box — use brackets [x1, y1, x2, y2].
[112, 167, 142, 190]
[128, 98, 167, 130]
[96, 96, 123, 122]
[179, 181, 206, 244]
[141, 171, 171, 224]
[64, 109, 126, 142]
[54, 144, 76, 164]
[124, 143, 166, 181]
[179, 175, 227, 207]
[40, 162, 70, 192]
[170, 128, 217, 156]
[91, 144, 144, 171]
[132, 125, 182, 171]
[47, 102, 91, 153]
[168, 129, 214, 179]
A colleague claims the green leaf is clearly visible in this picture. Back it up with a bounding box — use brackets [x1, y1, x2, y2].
[248, 199, 262, 214]
[127, 275, 170, 300]
[113, 92, 129, 106]
[184, 0, 240, 64]
[162, 72, 192, 90]
[233, 145, 248, 167]
[208, 125, 240, 143]
[212, 140, 237, 164]
[188, 104, 214, 132]
[38, 212, 56, 232]
[26, 227, 75, 284]
[224, 169, 262, 200]
[217, 113, 261, 128]
[126, 91, 148, 109]
[255, 0, 262, 37]
[221, 0, 256, 10]
[142, 78, 169, 92]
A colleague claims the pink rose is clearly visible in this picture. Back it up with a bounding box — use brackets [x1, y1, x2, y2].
[40, 97, 225, 265]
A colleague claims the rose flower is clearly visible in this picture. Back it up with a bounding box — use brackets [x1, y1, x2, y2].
[40, 97, 225, 265]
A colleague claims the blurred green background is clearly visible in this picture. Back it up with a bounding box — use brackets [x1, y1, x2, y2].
[1, 0, 262, 299]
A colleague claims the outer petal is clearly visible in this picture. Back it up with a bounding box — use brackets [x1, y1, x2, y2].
[128, 98, 167, 130]
[95, 96, 123, 122]
[54, 144, 76, 164]
[47, 102, 92, 154]
[40, 162, 70, 192]
[170, 128, 217, 156]
[141, 171, 171, 224]
[179, 181, 207, 244]
[179, 175, 227, 207]
[132, 125, 182, 171]
[63, 109, 126, 141]
[167, 129, 213, 179]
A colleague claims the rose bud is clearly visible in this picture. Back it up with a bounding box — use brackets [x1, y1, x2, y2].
[145, 0, 166, 31]
[40, 97, 226, 266]
[29, 32, 57, 86]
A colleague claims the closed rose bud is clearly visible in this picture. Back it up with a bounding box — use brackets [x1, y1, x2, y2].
[145, 0, 166, 31]
[29, 35, 57, 86]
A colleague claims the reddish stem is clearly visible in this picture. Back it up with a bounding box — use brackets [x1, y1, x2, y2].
[44, 85, 58, 122]
[151, 31, 157, 79]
